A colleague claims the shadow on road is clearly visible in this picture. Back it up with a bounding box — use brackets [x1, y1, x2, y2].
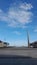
[0, 55, 37, 65]
[0, 55, 32, 59]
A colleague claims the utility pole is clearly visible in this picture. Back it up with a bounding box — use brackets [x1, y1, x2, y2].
[27, 31, 30, 48]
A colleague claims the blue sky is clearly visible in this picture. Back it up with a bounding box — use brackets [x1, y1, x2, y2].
[0, 0, 37, 46]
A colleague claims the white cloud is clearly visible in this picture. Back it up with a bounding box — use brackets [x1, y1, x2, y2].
[11, 40, 27, 46]
[0, 9, 3, 12]
[0, 3, 33, 28]
[20, 3, 33, 10]
[34, 29, 37, 32]
[12, 31, 21, 35]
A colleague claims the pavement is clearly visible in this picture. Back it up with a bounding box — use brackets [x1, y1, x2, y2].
[0, 48, 37, 58]
[0, 48, 37, 65]
[0, 55, 37, 65]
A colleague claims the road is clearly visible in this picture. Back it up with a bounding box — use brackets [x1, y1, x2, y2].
[0, 48, 37, 65]
[0, 55, 37, 65]
[0, 48, 37, 58]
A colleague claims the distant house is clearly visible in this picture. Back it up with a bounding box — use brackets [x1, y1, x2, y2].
[0, 40, 3, 47]
[0, 40, 9, 47]
[30, 41, 37, 48]
[3, 42, 9, 47]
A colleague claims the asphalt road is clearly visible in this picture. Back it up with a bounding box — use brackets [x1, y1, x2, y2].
[0, 48, 37, 58]
[0, 48, 37, 65]
[0, 56, 37, 65]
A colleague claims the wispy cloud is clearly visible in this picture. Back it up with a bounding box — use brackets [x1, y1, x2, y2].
[20, 3, 33, 10]
[11, 40, 27, 46]
[12, 31, 21, 35]
[0, 2, 33, 28]
[34, 28, 37, 32]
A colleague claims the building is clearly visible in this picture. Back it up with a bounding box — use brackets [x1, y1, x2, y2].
[0, 40, 3, 47]
[0, 40, 9, 47]
[30, 41, 37, 48]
